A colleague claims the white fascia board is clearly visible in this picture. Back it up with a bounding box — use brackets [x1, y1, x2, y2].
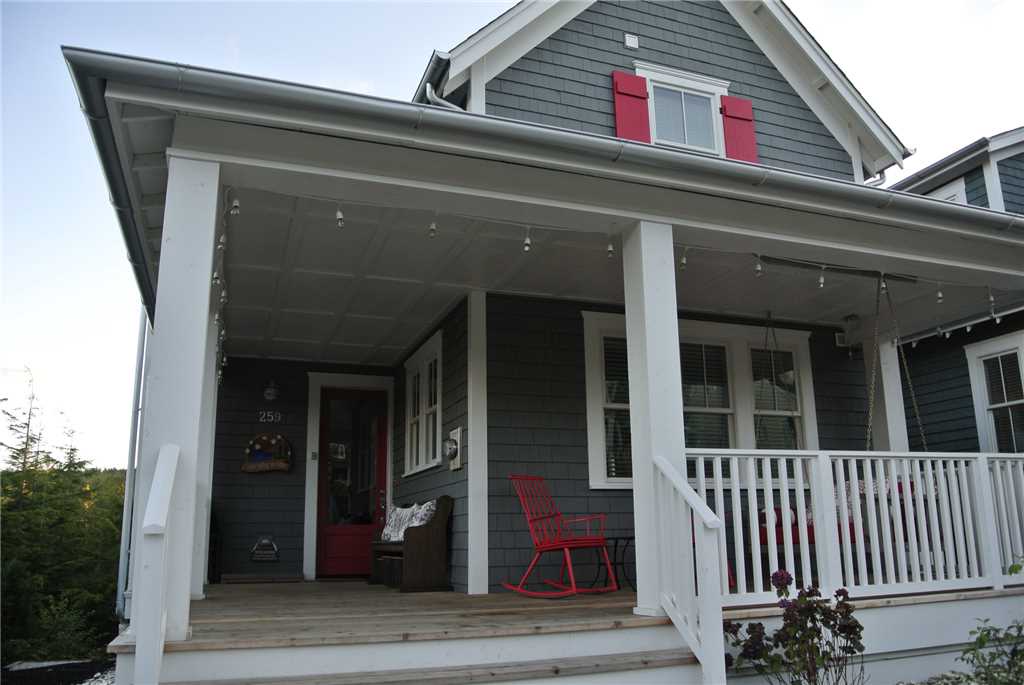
[445, 0, 595, 96]
[990, 136, 1024, 164]
[725, 1, 906, 176]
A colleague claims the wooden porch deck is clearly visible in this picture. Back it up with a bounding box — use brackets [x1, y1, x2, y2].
[110, 581, 669, 654]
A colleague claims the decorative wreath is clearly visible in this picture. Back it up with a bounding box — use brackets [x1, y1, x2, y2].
[242, 433, 293, 473]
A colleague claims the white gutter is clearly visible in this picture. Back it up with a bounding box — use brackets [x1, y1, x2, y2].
[115, 306, 147, 621]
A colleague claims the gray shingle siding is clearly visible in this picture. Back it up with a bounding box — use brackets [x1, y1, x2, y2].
[998, 152, 1024, 215]
[485, 294, 867, 590]
[211, 358, 393, 579]
[393, 298, 470, 591]
[900, 311, 1024, 452]
[964, 166, 988, 207]
[485, 0, 854, 180]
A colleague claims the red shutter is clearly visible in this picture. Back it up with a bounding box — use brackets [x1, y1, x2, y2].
[612, 71, 651, 143]
[720, 95, 759, 163]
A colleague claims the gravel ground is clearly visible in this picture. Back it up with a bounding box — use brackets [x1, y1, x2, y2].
[77, 668, 115, 685]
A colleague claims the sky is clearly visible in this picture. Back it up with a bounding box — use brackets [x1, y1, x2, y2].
[2, 0, 1022, 469]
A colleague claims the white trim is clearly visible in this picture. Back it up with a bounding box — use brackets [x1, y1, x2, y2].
[964, 331, 1024, 453]
[989, 127, 1024, 161]
[724, 1, 905, 175]
[445, 1, 596, 95]
[982, 159, 1006, 213]
[634, 61, 728, 157]
[403, 330, 444, 476]
[927, 176, 967, 205]
[466, 291, 489, 594]
[303, 372, 395, 581]
[582, 311, 818, 489]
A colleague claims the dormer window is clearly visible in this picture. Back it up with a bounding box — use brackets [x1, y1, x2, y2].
[635, 62, 729, 156]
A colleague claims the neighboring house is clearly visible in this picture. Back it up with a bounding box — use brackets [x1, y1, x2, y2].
[889, 129, 1024, 455]
[64, 1, 1023, 683]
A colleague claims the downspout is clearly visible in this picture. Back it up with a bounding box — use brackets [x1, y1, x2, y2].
[865, 169, 886, 187]
[115, 306, 148, 622]
[424, 83, 463, 111]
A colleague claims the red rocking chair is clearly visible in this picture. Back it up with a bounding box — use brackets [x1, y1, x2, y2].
[502, 474, 618, 598]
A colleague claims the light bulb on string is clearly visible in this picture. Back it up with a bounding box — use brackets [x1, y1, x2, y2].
[220, 289, 229, 306]
[817, 266, 826, 289]
[880, 276, 887, 294]
[212, 271, 222, 287]
[428, 220, 438, 239]
[523, 227, 532, 253]
[606, 240, 615, 259]
[679, 247, 688, 271]
[754, 255, 765, 278]
[336, 207, 345, 230]
[216, 234, 227, 253]
[229, 198, 241, 216]
[936, 287, 944, 305]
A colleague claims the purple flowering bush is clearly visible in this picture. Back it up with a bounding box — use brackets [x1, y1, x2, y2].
[723, 569, 866, 685]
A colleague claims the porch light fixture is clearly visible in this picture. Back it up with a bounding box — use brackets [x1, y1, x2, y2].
[754, 255, 765, 277]
[336, 207, 345, 229]
[229, 198, 241, 216]
[263, 380, 279, 402]
[428, 220, 438, 239]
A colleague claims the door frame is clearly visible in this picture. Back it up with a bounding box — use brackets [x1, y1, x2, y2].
[304, 372, 394, 580]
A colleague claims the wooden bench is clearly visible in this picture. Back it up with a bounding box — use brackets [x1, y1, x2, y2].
[370, 495, 453, 592]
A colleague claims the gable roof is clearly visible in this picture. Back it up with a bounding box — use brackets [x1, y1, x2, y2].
[891, 126, 1024, 195]
[414, 0, 911, 177]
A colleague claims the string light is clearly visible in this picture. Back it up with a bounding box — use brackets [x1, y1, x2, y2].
[221, 354, 228, 368]
[212, 270, 222, 287]
[679, 247, 689, 271]
[754, 255, 765, 277]
[428, 220, 438, 239]
[216, 234, 227, 253]
[880, 276, 887, 294]
[219, 289, 228, 306]
[965, 325, 972, 333]
[606, 240, 615, 259]
[817, 266, 826, 289]
[219, 328, 227, 342]
[523, 227, 532, 253]
[936, 287, 944, 305]
[229, 198, 241, 216]
[336, 207, 345, 229]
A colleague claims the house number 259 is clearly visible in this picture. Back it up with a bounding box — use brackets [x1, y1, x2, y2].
[258, 410, 283, 424]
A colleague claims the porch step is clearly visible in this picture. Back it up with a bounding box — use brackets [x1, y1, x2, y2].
[173, 648, 697, 684]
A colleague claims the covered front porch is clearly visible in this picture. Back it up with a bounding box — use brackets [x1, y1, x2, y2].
[70, 49, 1024, 683]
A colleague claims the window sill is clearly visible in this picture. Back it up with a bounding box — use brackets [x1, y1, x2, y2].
[589, 478, 633, 490]
[403, 459, 443, 478]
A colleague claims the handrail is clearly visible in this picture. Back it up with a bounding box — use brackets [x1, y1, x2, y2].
[142, 444, 180, 534]
[134, 443, 180, 685]
[653, 454, 722, 529]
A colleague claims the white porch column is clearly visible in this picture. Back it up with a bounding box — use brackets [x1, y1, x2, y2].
[865, 336, 910, 451]
[191, 312, 220, 598]
[622, 220, 685, 616]
[131, 156, 221, 641]
[467, 291, 489, 594]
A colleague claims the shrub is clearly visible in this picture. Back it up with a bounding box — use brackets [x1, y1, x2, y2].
[723, 569, 866, 685]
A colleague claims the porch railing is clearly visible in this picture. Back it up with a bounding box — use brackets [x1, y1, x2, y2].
[653, 454, 727, 684]
[132, 443, 180, 685]
[676, 450, 1023, 606]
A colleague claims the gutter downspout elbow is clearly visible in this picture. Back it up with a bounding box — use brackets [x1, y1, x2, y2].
[865, 169, 886, 187]
[424, 83, 463, 111]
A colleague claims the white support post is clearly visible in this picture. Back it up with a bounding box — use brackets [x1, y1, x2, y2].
[970, 454, 1005, 590]
[466, 291, 489, 594]
[191, 312, 220, 598]
[131, 156, 221, 641]
[622, 220, 685, 616]
[865, 336, 910, 452]
[812, 452, 843, 596]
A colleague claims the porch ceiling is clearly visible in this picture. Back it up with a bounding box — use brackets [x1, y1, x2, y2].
[224, 187, 1021, 366]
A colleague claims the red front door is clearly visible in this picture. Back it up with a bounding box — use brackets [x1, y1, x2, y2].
[317, 389, 388, 577]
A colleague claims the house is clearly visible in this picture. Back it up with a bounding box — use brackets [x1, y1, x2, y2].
[64, 1, 1023, 683]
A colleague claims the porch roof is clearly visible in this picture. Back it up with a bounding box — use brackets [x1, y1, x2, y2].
[65, 47, 1024, 359]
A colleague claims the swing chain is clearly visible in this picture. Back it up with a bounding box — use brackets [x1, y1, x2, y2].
[864, 277, 882, 451]
[885, 288, 929, 451]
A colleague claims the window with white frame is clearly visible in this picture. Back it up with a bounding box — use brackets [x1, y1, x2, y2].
[965, 333, 1024, 453]
[635, 61, 728, 155]
[583, 312, 818, 488]
[404, 331, 443, 474]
